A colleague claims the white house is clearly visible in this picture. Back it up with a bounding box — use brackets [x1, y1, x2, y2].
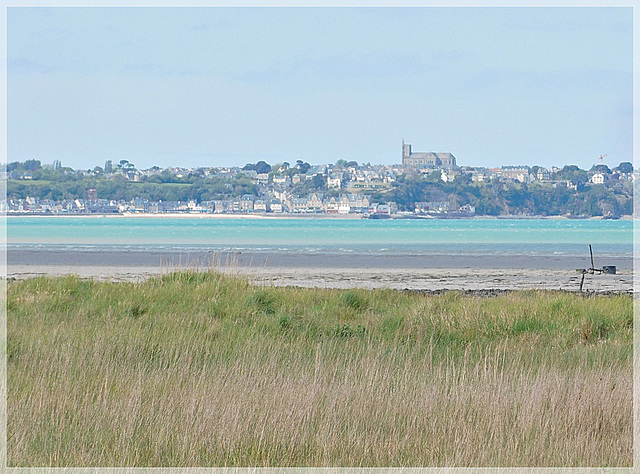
[327, 173, 342, 188]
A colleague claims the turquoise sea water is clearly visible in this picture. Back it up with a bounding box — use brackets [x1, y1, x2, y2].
[6, 217, 633, 259]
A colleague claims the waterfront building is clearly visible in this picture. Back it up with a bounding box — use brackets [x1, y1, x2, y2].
[270, 199, 283, 213]
[240, 194, 255, 211]
[290, 197, 309, 213]
[324, 196, 340, 214]
[254, 199, 268, 212]
[307, 193, 324, 212]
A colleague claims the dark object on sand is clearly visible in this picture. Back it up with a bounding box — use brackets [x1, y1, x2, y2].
[578, 245, 617, 291]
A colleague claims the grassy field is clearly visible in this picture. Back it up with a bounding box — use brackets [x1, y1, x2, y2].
[7, 271, 633, 467]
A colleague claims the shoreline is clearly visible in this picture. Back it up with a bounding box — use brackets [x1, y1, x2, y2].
[6, 264, 633, 293]
[4, 213, 635, 220]
[6, 217, 633, 292]
[5, 212, 361, 219]
[6, 246, 633, 293]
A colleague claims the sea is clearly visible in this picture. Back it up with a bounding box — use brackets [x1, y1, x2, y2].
[5, 216, 633, 262]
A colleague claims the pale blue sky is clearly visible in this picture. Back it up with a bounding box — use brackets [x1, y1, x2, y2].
[7, 6, 633, 170]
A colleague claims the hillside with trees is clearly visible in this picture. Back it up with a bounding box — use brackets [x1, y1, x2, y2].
[4, 159, 634, 218]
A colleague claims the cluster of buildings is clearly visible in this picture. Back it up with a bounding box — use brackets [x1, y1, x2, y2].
[2, 194, 405, 216]
[243, 163, 399, 192]
[400, 142, 634, 185]
[3, 194, 478, 217]
[5, 141, 634, 217]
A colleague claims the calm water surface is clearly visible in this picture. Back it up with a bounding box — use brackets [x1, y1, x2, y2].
[6, 217, 633, 259]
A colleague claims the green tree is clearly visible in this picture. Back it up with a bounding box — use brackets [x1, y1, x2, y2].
[615, 162, 633, 174]
[295, 160, 311, 174]
[23, 160, 42, 171]
[311, 174, 326, 189]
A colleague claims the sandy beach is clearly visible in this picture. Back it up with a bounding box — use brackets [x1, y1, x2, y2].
[6, 248, 633, 292]
[7, 265, 631, 293]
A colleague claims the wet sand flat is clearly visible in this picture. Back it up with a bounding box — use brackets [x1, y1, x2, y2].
[6, 247, 632, 270]
[6, 248, 633, 292]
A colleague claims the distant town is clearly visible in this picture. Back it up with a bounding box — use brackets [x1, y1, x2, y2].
[4, 142, 635, 218]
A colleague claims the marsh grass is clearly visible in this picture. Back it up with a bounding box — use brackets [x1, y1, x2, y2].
[7, 271, 632, 466]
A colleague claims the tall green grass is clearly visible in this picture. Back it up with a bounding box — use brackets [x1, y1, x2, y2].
[7, 271, 632, 466]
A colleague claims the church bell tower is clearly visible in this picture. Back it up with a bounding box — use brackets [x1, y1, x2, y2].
[402, 140, 412, 164]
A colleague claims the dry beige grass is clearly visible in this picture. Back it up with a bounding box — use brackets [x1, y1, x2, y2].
[7, 273, 632, 466]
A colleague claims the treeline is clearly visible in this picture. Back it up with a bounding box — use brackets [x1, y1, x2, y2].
[7, 174, 259, 202]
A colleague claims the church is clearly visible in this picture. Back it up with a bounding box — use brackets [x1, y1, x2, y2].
[402, 141, 457, 169]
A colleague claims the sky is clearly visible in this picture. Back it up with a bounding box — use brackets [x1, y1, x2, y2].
[7, 5, 634, 170]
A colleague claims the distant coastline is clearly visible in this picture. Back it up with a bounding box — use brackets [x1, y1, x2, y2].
[4, 212, 634, 220]
[6, 155, 635, 219]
